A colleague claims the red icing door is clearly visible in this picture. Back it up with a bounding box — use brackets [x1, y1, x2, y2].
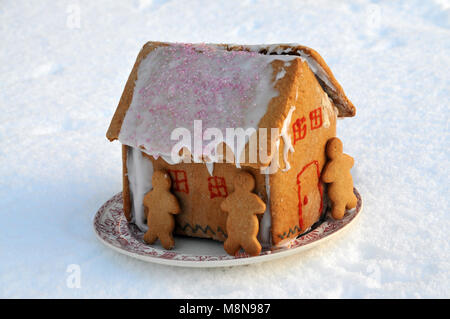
[297, 161, 323, 230]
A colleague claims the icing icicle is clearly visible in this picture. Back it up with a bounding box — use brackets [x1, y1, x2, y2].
[258, 171, 272, 247]
[280, 106, 296, 172]
[205, 162, 214, 176]
[126, 147, 154, 232]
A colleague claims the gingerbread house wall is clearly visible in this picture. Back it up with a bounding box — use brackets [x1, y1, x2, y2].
[122, 146, 269, 243]
[269, 60, 337, 245]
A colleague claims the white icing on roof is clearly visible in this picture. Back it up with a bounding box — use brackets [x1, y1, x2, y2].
[118, 43, 297, 164]
[242, 44, 336, 91]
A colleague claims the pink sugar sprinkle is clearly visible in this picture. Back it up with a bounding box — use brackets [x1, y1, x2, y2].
[120, 43, 276, 155]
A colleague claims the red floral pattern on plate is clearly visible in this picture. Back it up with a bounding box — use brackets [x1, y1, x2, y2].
[93, 188, 362, 265]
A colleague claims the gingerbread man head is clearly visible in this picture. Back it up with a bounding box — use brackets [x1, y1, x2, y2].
[326, 137, 344, 159]
[152, 170, 171, 191]
[233, 171, 255, 192]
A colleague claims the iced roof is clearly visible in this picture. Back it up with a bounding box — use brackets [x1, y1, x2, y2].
[115, 43, 296, 161]
[106, 42, 356, 164]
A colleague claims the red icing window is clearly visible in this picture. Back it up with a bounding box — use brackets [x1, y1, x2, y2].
[309, 107, 323, 130]
[168, 169, 189, 194]
[292, 117, 307, 145]
[208, 176, 228, 199]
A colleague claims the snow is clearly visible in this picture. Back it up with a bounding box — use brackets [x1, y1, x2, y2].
[0, 0, 449, 298]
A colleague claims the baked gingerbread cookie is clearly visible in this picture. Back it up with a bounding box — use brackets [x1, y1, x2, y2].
[143, 170, 181, 249]
[220, 172, 266, 256]
[321, 137, 357, 219]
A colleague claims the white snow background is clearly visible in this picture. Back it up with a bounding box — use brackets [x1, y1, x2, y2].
[0, 0, 449, 298]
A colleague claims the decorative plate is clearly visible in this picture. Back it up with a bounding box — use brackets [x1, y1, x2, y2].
[93, 188, 362, 268]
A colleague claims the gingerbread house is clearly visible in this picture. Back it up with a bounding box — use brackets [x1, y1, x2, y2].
[106, 42, 356, 247]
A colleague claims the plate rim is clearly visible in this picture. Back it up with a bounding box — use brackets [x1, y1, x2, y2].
[93, 188, 363, 268]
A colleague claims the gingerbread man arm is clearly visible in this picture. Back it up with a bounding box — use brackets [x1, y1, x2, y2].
[343, 154, 355, 169]
[220, 197, 231, 214]
[321, 162, 337, 183]
[167, 194, 181, 215]
[250, 194, 266, 215]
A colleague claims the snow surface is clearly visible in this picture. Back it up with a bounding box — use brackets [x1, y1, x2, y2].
[0, 0, 449, 298]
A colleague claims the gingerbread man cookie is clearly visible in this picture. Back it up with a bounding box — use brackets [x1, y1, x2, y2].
[220, 172, 266, 256]
[143, 170, 181, 250]
[321, 137, 357, 219]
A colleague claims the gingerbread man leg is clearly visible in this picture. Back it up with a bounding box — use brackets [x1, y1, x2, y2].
[346, 192, 357, 210]
[158, 232, 175, 250]
[224, 238, 241, 256]
[331, 202, 346, 220]
[143, 230, 157, 245]
[242, 238, 262, 257]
